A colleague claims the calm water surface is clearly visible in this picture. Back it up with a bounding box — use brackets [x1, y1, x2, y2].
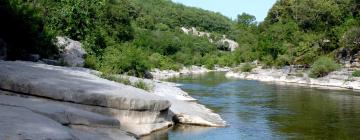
[144, 72, 360, 140]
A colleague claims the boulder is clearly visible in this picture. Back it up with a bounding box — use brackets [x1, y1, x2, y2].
[55, 37, 86, 67]
[0, 38, 7, 60]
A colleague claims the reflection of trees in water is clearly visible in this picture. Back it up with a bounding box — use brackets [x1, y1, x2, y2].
[268, 86, 360, 139]
[168, 72, 235, 87]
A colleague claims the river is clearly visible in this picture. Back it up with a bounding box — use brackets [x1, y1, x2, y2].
[144, 72, 360, 140]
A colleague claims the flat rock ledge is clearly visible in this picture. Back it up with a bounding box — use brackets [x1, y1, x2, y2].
[127, 76, 226, 127]
[0, 61, 226, 139]
[226, 68, 360, 91]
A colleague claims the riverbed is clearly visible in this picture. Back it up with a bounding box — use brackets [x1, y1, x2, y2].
[144, 72, 360, 140]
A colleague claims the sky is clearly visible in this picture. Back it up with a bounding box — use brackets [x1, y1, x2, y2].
[171, 0, 277, 21]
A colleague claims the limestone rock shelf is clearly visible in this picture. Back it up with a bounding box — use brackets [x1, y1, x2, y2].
[0, 61, 226, 139]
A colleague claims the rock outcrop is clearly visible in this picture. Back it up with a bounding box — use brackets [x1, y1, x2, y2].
[180, 27, 239, 51]
[55, 37, 86, 67]
[0, 61, 172, 137]
[0, 61, 226, 138]
[122, 76, 226, 127]
[0, 91, 136, 140]
[218, 38, 239, 52]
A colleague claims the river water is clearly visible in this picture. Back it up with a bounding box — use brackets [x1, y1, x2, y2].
[145, 72, 360, 140]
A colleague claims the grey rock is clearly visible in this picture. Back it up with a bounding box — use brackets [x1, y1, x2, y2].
[0, 92, 119, 128]
[217, 38, 239, 52]
[66, 102, 173, 136]
[0, 104, 76, 140]
[70, 125, 136, 140]
[0, 61, 171, 111]
[55, 37, 86, 67]
[0, 61, 174, 137]
[127, 76, 227, 127]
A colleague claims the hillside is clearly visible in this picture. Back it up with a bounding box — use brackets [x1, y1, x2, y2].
[1, 0, 359, 78]
[133, 0, 233, 33]
[255, 0, 360, 66]
[0, 0, 239, 77]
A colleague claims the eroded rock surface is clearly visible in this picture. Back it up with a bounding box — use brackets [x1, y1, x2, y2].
[0, 104, 77, 140]
[127, 76, 227, 127]
[0, 91, 136, 140]
[0, 61, 170, 111]
[0, 61, 172, 136]
[0, 61, 226, 138]
[0, 93, 119, 128]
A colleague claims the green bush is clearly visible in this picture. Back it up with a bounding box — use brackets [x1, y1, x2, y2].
[100, 44, 150, 77]
[352, 70, 360, 77]
[342, 27, 360, 49]
[203, 54, 217, 69]
[100, 74, 131, 85]
[240, 63, 254, 72]
[84, 55, 98, 69]
[309, 57, 340, 78]
[149, 53, 181, 71]
[134, 80, 153, 91]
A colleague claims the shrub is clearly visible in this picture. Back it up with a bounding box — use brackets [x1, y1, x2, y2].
[352, 70, 360, 77]
[342, 27, 360, 49]
[100, 44, 150, 77]
[309, 56, 340, 78]
[275, 54, 292, 67]
[134, 80, 153, 91]
[101, 74, 131, 85]
[240, 63, 253, 72]
[149, 53, 181, 71]
[202, 54, 217, 69]
[84, 55, 98, 69]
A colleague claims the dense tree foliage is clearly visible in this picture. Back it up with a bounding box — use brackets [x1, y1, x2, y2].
[227, 0, 360, 68]
[1, 0, 237, 77]
[133, 0, 233, 33]
[254, 0, 360, 66]
[4, 0, 360, 77]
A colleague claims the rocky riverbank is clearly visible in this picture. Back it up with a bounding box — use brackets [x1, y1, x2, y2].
[0, 61, 226, 139]
[151, 65, 231, 80]
[226, 66, 360, 91]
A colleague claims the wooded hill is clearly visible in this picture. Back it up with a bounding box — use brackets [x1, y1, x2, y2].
[1, 0, 359, 77]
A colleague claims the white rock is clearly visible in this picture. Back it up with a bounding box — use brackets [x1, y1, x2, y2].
[226, 68, 360, 91]
[0, 61, 172, 137]
[56, 36, 86, 67]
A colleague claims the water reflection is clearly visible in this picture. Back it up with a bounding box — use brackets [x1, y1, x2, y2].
[145, 72, 360, 140]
